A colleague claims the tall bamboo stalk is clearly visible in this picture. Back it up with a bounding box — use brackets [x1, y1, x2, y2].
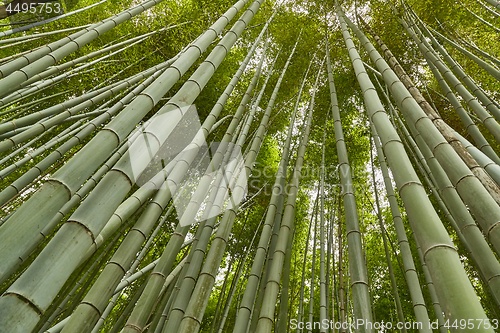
[369, 142, 407, 333]
[427, 25, 500, 81]
[414, 17, 500, 120]
[318, 122, 328, 333]
[401, 13, 500, 142]
[295, 195, 316, 333]
[370, 122, 433, 333]
[0, 0, 161, 92]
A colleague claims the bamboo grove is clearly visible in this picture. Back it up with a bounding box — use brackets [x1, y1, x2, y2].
[0, 0, 499, 332]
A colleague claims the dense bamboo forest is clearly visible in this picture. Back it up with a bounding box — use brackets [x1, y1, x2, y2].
[0, 0, 499, 332]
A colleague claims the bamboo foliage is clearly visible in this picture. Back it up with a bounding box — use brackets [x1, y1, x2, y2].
[0, 1, 499, 332]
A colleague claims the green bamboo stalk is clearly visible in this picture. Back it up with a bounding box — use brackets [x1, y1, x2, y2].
[370, 122, 433, 333]
[58, 195, 173, 333]
[295, 194, 317, 333]
[336, 198, 346, 333]
[217, 221, 261, 333]
[0, 25, 90, 46]
[369, 141, 407, 333]
[0, 89, 69, 118]
[464, 6, 500, 32]
[408, 10, 500, 120]
[337, 6, 494, 331]
[36, 228, 126, 333]
[481, 0, 500, 11]
[327, 22, 374, 330]
[452, 30, 500, 67]
[474, 0, 500, 16]
[275, 218, 296, 333]
[63, 11, 269, 333]
[211, 257, 236, 333]
[427, 57, 499, 163]
[135, 257, 187, 333]
[385, 104, 449, 333]
[18, 36, 147, 91]
[20, 25, 185, 89]
[239, 48, 290, 333]
[124, 25, 270, 333]
[318, 121, 328, 333]
[0, 121, 87, 178]
[307, 210, 318, 333]
[0, 73, 164, 273]
[0, 62, 174, 141]
[0, 0, 247, 283]
[0, 43, 145, 108]
[177, 27, 307, 333]
[247, 42, 305, 332]
[91, 256, 187, 333]
[0, 117, 78, 167]
[0, 137, 128, 283]
[0, 57, 177, 207]
[325, 199, 334, 327]
[428, 25, 500, 80]
[153, 261, 190, 333]
[106, 276, 149, 333]
[393, 100, 500, 306]
[451, 129, 500, 185]
[160, 122, 253, 333]
[391, 84, 496, 331]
